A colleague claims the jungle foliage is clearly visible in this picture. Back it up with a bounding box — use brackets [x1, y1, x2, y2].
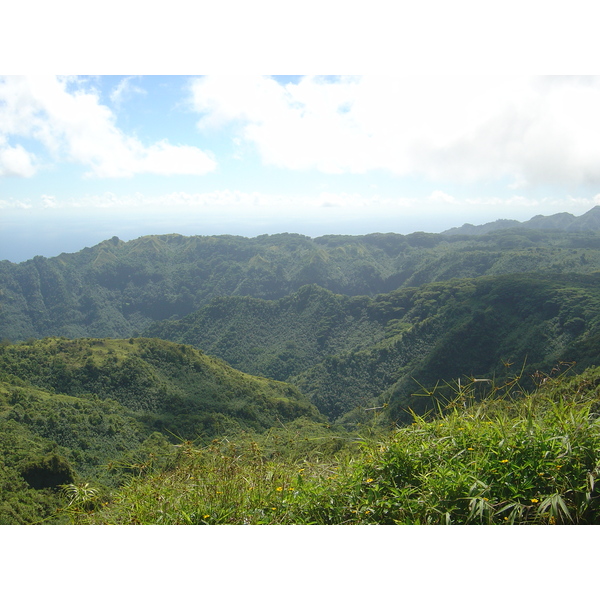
[2, 212, 600, 524]
[4, 224, 600, 341]
[0, 337, 322, 523]
[79, 365, 600, 525]
[147, 273, 600, 422]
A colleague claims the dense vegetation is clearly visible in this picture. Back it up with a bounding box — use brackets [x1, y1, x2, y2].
[73, 365, 600, 525]
[147, 273, 600, 421]
[4, 217, 600, 342]
[1, 209, 600, 524]
[0, 337, 321, 523]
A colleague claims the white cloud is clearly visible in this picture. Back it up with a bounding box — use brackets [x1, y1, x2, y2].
[0, 75, 217, 178]
[189, 75, 600, 187]
[13, 188, 584, 215]
[41, 194, 56, 208]
[0, 140, 36, 177]
[428, 190, 457, 205]
[109, 76, 146, 107]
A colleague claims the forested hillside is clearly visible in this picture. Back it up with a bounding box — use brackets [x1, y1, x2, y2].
[0, 336, 322, 523]
[2, 211, 600, 524]
[3, 223, 600, 341]
[147, 273, 600, 420]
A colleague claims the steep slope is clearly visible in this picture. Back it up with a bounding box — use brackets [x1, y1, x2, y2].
[145, 284, 384, 381]
[148, 274, 600, 421]
[299, 273, 600, 422]
[0, 337, 320, 437]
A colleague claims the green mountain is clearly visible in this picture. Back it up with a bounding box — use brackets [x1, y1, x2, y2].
[145, 284, 383, 383]
[443, 205, 600, 235]
[147, 273, 600, 422]
[3, 215, 600, 524]
[4, 226, 600, 341]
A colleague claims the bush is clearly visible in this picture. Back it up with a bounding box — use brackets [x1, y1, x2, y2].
[18, 452, 75, 490]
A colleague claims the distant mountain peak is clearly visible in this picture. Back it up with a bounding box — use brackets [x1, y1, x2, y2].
[442, 206, 600, 236]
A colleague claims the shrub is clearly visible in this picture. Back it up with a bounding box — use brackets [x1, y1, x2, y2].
[18, 452, 75, 490]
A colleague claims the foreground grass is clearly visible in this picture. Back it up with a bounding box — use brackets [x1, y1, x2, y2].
[76, 367, 600, 525]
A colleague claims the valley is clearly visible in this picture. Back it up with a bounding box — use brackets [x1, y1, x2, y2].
[1, 210, 600, 524]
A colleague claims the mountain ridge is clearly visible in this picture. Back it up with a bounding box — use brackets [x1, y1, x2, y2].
[4, 223, 600, 341]
[442, 205, 600, 235]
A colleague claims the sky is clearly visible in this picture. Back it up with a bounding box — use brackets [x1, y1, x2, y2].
[3, 74, 600, 263]
[2, 3, 600, 264]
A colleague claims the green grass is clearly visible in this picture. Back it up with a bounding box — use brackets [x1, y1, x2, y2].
[73, 425, 356, 525]
[79, 365, 600, 525]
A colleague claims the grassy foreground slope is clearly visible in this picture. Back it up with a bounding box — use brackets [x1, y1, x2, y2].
[2, 337, 598, 525]
[82, 366, 600, 525]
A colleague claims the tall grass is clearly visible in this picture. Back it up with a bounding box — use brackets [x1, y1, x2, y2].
[81, 365, 600, 525]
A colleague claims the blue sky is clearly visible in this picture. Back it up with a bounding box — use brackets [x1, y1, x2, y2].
[2, 74, 600, 262]
[2, 8, 600, 264]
